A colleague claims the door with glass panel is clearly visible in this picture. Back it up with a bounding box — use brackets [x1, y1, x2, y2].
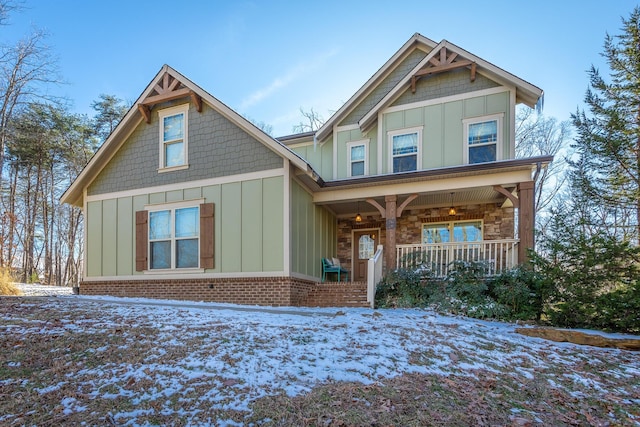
[353, 230, 378, 282]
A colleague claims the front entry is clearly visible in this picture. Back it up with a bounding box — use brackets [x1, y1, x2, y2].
[352, 230, 379, 282]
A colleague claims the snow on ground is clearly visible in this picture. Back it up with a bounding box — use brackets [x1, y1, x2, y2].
[14, 282, 73, 296]
[3, 287, 640, 425]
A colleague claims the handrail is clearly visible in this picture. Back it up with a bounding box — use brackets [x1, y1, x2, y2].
[367, 244, 383, 308]
[396, 239, 519, 277]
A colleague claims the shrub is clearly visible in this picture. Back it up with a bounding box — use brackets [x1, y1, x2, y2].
[375, 267, 433, 308]
[488, 265, 547, 321]
[0, 268, 22, 296]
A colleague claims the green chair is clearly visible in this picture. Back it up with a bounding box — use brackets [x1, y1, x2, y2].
[322, 258, 349, 282]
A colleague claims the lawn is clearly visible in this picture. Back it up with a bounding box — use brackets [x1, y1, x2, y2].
[1, 293, 638, 426]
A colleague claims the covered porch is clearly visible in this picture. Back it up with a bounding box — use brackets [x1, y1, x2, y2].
[305, 157, 550, 286]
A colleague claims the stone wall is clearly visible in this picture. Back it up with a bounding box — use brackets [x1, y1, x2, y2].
[336, 203, 514, 270]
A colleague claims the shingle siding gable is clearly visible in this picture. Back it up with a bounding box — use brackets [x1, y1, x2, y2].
[88, 102, 283, 196]
[339, 49, 427, 126]
[391, 68, 500, 108]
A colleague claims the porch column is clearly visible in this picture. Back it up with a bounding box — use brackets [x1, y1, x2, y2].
[518, 181, 535, 264]
[385, 195, 397, 270]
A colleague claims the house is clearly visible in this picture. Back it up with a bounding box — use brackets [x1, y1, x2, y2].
[61, 33, 551, 307]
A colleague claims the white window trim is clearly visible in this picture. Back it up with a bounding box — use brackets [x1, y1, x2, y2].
[422, 219, 484, 244]
[158, 104, 189, 172]
[145, 199, 203, 272]
[462, 113, 504, 164]
[346, 139, 369, 177]
[387, 126, 423, 173]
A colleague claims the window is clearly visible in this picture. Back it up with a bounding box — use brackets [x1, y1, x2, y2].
[149, 205, 199, 269]
[463, 114, 503, 164]
[388, 127, 422, 173]
[347, 140, 368, 177]
[422, 220, 483, 244]
[159, 104, 189, 171]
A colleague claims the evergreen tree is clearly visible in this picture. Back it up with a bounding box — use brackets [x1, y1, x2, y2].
[91, 94, 128, 144]
[572, 7, 640, 241]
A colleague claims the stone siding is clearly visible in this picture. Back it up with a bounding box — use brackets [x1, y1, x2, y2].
[80, 277, 369, 308]
[336, 203, 514, 270]
[88, 101, 283, 196]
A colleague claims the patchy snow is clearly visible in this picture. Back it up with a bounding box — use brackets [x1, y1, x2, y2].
[2, 290, 640, 425]
[13, 282, 73, 296]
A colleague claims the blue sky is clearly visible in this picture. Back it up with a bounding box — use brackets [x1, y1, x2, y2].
[3, 0, 638, 137]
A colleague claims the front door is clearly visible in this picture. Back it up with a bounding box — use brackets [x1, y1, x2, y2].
[352, 230, 378, 282]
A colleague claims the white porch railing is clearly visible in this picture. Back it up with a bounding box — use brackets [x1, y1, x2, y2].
[367, 245, 383, 308]
[396, 239, 519, 277]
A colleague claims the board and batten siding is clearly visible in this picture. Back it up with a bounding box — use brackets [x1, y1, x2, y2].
[290, 179, 337, 279]
[85, 176, 284, 277]
[289, 137, 333, 180]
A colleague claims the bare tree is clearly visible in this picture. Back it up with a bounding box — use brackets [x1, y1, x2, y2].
[292, 107, 325, 133]
[243, 114, 273, 136]
[515, 107, 570, 216]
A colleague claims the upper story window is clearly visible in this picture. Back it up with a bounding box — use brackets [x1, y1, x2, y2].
[389, 127, 422, 173]
[422, 220, 483, 244]
[463, 113, 503, 164]
[149, 204, 199, 270]
[158, 104, 189, 171]
[347, 140, 368, 177]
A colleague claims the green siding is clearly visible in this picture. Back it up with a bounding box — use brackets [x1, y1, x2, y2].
[86, 201, 102, 276]
[241, 180, 263, 272]
[116, 197, 133, 276]
[221, 182, 242, 272]
[101, 199, 117, 276]
[321, 138, 333, 178]
[85, 174, 285, 277]
[290, 179, 337, 278]
[379, 90, 511, 173]
[262, 176, 284, 271]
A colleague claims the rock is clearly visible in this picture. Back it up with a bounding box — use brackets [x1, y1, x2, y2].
[515, 327, 640, 351]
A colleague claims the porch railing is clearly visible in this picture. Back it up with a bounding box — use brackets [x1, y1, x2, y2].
[367, 245, 383, 308]
[396, 239, 519, 277]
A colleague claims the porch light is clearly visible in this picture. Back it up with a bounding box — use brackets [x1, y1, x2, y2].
[448, 192, 456, 216]
[355, 201, 362, 222]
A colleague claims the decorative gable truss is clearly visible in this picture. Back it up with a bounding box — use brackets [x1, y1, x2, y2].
[137, 72, 203, 123]
[410, 46, 476, 93]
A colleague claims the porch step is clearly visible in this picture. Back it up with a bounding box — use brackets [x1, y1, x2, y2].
[302, 281, 369, 308]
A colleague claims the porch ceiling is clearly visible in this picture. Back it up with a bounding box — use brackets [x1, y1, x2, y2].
[325, 185, 512, 217]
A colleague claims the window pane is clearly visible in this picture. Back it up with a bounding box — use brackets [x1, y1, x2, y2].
[176, 207, 199, 238]
[163, 113, 184, 142]
[453, 221, 482, 242]
[468, 120, 497, 145]
[165, 141, 185, 167]
[176, 239, 198, 268]
[150, 241, 171, 269]
[149, 210, 171, 240]
[351, 145, 365, 161]
[358, 235, 375, 259]
[351, 160, 364, 176]
[392, 133, 418, 155]
[469, 144, 496, 163]
[422, 224, 450, 243]
[393, 154, 417, 172]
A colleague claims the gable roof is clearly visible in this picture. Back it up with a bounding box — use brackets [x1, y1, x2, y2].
[357, 39, 543, 132]
[61, 65, 318, 207]
[315, 33, 543, 142]
[314, 33, 438, 142]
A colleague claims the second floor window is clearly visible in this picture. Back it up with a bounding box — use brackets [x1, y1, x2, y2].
[389, 127, 421, 173]
[464, 114, 503, 164]
[347, 141, 367, 177]
[159, 104, 189, 170]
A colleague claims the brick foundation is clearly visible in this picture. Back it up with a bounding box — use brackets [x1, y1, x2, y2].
[79, 277, 369, 308]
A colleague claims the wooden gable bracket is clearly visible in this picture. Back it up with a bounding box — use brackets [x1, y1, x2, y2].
[137, 72, 203, 123]
[365, 194, 418, 219]
[493, 185, 519, 209]
[411, 47, 477, 93]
